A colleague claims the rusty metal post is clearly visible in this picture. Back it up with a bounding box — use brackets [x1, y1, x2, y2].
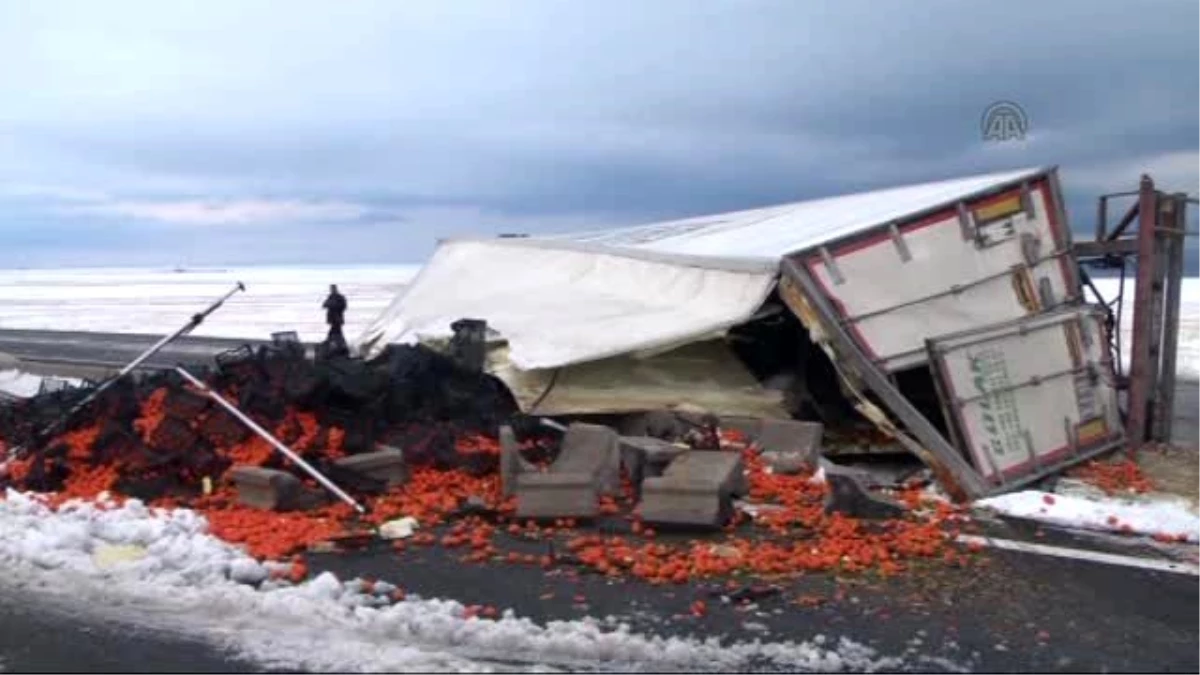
[1107, 202, 1141, 242]
[1096, 195, 1108, 242]
[1147, 196, 1172, 432]
[1125, 175, 1159, 452]
[1154, 193, 1187, 442]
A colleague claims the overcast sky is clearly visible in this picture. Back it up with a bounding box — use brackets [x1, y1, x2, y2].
[0, 0, 1196, 269]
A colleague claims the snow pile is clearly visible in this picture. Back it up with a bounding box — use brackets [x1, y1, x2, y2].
[976, 489, 1200, 543]
[0, 490, 929, 673]
[0, 369, 44, 398]
[0, 369, 82, 399]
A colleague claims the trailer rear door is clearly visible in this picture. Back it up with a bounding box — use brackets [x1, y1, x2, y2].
[926, 306, 1124, 489]
[802, 174, 1079, 372]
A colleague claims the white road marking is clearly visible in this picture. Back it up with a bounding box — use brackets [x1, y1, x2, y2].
[956, 534, 1200, 576]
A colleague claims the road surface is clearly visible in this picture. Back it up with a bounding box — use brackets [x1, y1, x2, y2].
[0, 583, 258, 673]
[0, 328, 291, 375]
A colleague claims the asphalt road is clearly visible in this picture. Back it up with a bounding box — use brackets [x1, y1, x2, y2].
[307, 524, 1198, 673]
[0, 328, 289, 374]
[0, 583, 257, 673]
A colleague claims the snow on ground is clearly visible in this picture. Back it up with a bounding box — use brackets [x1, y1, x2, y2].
[0, 265, 420, 344]
[0, 370, 46, 398]
[976, 488, 1200, 543]
[0, 368, 84, 399]
[0, 490, 938, 673]
[1088, 277, 1200, 380]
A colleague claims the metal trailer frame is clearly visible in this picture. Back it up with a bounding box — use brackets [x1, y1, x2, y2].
[779, 258, 991, 500]
[1074, 175, 1196, 451]
[1126, 176, 1162, 450]
[785, 250, 1130, 499]
[1156, 192, 1189, 441]
[772, 167, 1197, 499]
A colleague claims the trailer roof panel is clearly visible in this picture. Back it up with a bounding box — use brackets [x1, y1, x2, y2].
[543, 166, 1047, 260]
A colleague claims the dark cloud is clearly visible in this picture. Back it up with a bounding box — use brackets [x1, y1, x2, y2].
[0, 0, 1195, 269]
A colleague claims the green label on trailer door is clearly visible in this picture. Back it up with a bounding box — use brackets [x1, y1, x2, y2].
[968, 348, 1026, 462]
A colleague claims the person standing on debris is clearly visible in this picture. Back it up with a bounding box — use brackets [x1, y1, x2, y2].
[322, 284, 348, 351]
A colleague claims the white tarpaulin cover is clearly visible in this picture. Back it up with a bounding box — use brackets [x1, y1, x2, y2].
[357, 239, 778, 369]
[356, 167, 1046, 369]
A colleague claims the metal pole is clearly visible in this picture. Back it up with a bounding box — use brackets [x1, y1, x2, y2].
[174, 366, 366, 514]
[1147, 197, 1172, 430]
[1126, 175, 1158, 452]
[1107, 201, 1141, 241]
[114, 282, 247, 377]
[1155, 194, 1187, 442]
[8, 282, 247, 460]
[1115, 261, 1127, 379]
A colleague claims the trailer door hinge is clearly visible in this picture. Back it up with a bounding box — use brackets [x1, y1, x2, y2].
[888, 223, 912, 263]
[819, 247, 845, 285]
[957, 202, 975, 241]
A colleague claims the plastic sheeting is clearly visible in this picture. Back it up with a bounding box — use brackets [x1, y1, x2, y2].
[356, 238, 778, 369]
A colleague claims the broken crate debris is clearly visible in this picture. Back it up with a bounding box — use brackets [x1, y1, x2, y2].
[822, 462, 906, 520]
[757, 419, 824, 475]
[618, 435, 689, 498]
[498, 424, 534, 498]
[639, 449, 749, 528]
[229, 465, 323, 512]
[513, 422, 621, 520]
[333, 445, 408, 488]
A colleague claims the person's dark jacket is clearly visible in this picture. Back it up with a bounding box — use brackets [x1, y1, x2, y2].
[323, 291, 347, 326]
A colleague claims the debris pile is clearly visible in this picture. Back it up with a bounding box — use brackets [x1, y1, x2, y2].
[0, 342, 522, 505]
[1068, 457, 1156, 495]
[0, 340, 979, 582]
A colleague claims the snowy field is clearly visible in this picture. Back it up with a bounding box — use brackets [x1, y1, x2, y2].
[0, 265, 420, 345]
[0, 369, 49, 398]
[0, 267, 1193, 379]
[1088, 277, 1200, 381]
[0, 490, 933, 673]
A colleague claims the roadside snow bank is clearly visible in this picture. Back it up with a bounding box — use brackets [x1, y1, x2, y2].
[0, 369, 82, 399]
[0, 369, 45, 398]
[976, 489, 1200, 543]
[0, 490, 927, 673]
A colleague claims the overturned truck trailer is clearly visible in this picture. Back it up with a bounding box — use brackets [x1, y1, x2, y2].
[357, 166, 1123, 499]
